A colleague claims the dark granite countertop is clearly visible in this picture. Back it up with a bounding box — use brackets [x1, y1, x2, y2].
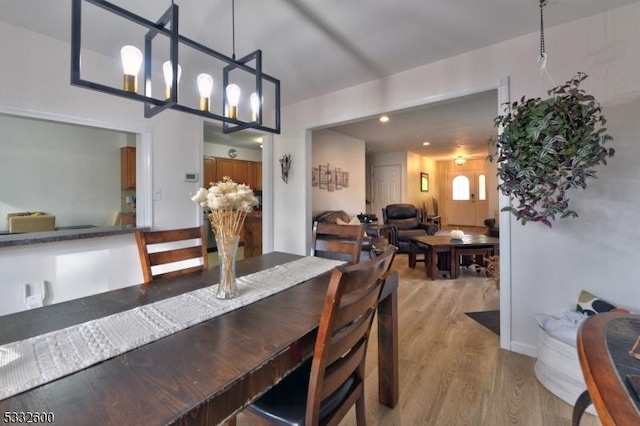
[0, 226, 149, 248]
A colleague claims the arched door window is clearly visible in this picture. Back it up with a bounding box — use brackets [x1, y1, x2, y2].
[452, 175, 470, 200]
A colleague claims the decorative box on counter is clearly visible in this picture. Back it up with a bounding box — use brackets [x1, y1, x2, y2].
[7, 212, 56, 233]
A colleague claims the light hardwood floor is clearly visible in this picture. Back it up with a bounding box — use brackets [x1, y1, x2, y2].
[235, 254, 602, 426]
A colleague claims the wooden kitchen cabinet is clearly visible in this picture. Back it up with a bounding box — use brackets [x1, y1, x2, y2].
[203, 157, 217, 187]
[204, 156, 261, 189]
[256, 162, 262, 190]
[121, 146, 136, 189]
[243, 211, 262, 258]
[216, 158, 249, 185]
[247, 162, 258, 190]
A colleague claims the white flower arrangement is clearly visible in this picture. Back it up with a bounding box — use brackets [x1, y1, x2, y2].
[191, 176, 258, 239]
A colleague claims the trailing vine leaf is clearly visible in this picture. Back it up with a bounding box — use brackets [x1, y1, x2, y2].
[488, 72, 614, 227]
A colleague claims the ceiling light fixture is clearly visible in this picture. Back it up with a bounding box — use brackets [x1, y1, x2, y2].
[70, 0, 280, 134]
[379, 116, 389, 123]
[422, 141, 430, 146]
[453, 156, 467, 166]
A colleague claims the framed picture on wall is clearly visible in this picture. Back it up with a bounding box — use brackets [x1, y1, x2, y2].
[335, 168, 343, 190]
[420, 172, 429, 192]
[312, 167, 319, 187]
[319, 165, 328, 189]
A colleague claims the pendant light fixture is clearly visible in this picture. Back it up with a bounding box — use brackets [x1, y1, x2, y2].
[70, 0, 281, 134]
[453, 156, 467, 166]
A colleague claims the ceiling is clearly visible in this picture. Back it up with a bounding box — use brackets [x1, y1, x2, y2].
[2, 0, 636, 158]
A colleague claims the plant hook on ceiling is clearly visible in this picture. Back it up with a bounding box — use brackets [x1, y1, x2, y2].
[489, 0, 614, 228]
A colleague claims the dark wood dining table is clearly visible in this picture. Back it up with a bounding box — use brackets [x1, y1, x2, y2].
[0, 252, 399, 425]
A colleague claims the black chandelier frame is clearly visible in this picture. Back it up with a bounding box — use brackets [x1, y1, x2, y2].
[71, 0, 281, 134]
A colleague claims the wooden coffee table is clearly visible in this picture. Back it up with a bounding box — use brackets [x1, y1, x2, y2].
[410, 235, 499, 280]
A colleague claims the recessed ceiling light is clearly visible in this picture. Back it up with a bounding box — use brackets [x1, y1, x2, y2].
[422, 141, 430, 146]
[379, 115, 389, 123]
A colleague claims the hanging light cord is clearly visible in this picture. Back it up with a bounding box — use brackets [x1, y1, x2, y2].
[535, 0, 555, 95]
[231, 0, 236, 60]
[539, 0, 547, 59]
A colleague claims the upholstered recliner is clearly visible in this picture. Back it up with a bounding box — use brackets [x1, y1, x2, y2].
[382, 204, 437, 253]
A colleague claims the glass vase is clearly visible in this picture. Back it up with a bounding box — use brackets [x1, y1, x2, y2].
[215, 233, 240, 299]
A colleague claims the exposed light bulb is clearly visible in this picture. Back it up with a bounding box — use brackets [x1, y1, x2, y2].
[250, 92, 261, 121]
[120, 45, 142, 93]
[226, 84, 241, 119]
[162, 61, 182, 99]
[197, 73, 214, 112]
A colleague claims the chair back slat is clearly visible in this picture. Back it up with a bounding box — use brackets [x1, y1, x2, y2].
[326, 312, 373, 367]
[148, 246, 207, 266]
[305, 245, 397, 425]
[321, 339, 367, 401]
[152, 265, 209, 281]
[143, 227, 203, 244]
[135, 226, 208, 284]
[311, 221, 365, 264]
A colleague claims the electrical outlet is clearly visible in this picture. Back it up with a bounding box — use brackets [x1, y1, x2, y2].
[153, 189, 162, 201]
[24, 282, 45, 310]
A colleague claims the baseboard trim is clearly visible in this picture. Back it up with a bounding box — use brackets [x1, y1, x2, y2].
[510, 341, 537, 358]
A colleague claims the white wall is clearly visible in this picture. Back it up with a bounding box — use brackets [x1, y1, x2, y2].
[274, 3, 640, 354]
[0, 235, 142, 316]
[311, 129, 366, 218]
[203, 142, 262, 162]
[0, 115, 125, 231]
[0, 21, 204, 314]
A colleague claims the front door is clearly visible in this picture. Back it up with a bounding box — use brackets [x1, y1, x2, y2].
[446, 170, 488, 227]
[372, 164, 402, 221]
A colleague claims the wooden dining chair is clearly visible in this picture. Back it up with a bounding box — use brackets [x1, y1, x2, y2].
[311, 221, 366, 264]
[135, 226, 209, 284]
[244, 245, 397, 426]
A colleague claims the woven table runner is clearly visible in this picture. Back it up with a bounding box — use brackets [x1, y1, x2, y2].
[0, 256, 344, 400]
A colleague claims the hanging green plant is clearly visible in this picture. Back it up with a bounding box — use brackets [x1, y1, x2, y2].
[489, 72, 614, 227]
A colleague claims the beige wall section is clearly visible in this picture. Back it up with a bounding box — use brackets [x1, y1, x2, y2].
[311, 129, 366, 218]
[406, 152, 438, 213]
[364, 151, 437, 218]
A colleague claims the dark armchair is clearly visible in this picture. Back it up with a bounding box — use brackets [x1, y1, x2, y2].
[382, 203, 437, 253]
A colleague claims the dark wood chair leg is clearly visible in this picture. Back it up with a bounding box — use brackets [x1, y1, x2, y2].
[572, 390, 592, 426]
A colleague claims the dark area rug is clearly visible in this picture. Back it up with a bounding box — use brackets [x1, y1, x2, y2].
[465, 310, 500, 336]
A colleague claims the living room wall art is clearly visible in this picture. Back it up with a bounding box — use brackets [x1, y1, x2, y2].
[314, 163, 349, 192]
[420, 172, 429, 192]
[279, 154, 291, 183]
